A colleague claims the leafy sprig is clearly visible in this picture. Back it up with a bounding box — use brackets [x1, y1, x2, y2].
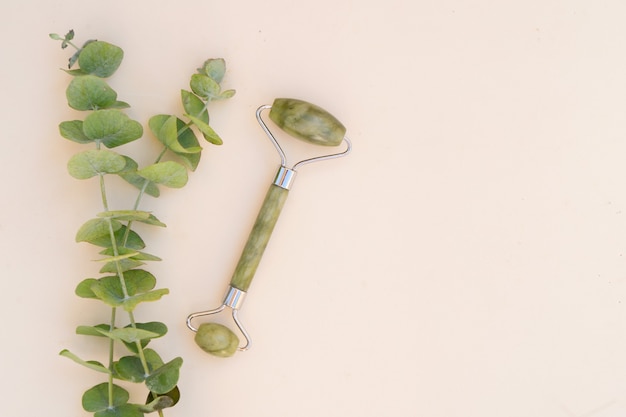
[51, 30, 235, 417]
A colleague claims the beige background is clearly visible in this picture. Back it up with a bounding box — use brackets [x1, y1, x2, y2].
[3, 1, 626, 416]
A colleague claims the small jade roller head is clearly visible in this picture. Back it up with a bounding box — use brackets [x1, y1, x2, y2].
[268, 98, 346, 147]
[194, 322, 240, 358]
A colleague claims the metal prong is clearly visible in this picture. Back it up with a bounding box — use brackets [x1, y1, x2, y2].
[293, 136, 352, 170]
[256, 105, 352, 171]
[186, 305, 225, 332]
[232, 309, 251, 351]
[186, 286, 251, 351]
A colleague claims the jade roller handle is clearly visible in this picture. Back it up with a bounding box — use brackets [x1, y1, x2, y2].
[229, 173, 291, 292]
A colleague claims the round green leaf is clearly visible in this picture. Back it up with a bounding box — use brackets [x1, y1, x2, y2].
[148, 115, 177, 150]
[134, 321, 168, 337]
[199, 58, 226, 83]
[90, 277, 126, 307]
[59, 120, 92, 144]
[218, 89, 236, 100]
[66, 75, 117, 110]
[120, 269, 158, 295]
[105, 327, 161, 343]
[78, 41, 124, 78]
[107, 100, 131, 109]
[145, 357, 183, 394]
[185, 113, 223, 145]
[174, 126, 202, 171]
[143, 348, 164, 370]
[114, 355, 146, 382]
[190, 73, 220, 99]
[141, 393, 176, 413]
[148, 114, 170, 141]
[83, 109, 143, 148]
[68, 149, 127, 179]
[75, 278, 99, 298]
[149, 115, 201, 154]
[87, 269, 157, 307]
[122, 288, 169, 312]
[95, 403, 144, 417]
[145, 386, 180, 411]
[82, 382, 129, 412]
[117, 156, 161, 198]
[176, 119, 202, 149]
[88, 224, 146, 250]
[96, 248, 140, 265]
[75, 217, 122, 243]
[76, 324, 111, 337]
[98, 210, 165, 227]
[137, 161, 188, 188]
[100, 258, 144, 274]
[123, 321, 168, 352]
[86, 270, 167, 310]
[172, 117, 203, 153]
[181, 90, 209, 123]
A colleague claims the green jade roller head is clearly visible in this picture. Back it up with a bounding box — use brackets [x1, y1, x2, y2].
[187, 98, 351, 357]
[269, 98, 346, 146]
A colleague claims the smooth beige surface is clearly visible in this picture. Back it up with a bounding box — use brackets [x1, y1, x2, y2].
[3, 1, 626, 416]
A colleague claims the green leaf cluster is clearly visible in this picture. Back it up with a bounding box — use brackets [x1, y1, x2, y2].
[56, 40, 167, 198]
[53, 30, 235, 417]
[75, 269, 168, 311]
[148, 58, 236, 171]
[74, 212, 164, 273]
[66, 356, 182, 417]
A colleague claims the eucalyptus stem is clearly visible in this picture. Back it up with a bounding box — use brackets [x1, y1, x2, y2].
[106, 216, 130, 296]
[103, 200, 151, 376]
[100, 173, 119, 409]
[102, 184, 154, 400]
[132, 146, 168, 211]
[98, 150, 155, 406]
[108, 307, 117, 408]
[120, 145, 169, 247]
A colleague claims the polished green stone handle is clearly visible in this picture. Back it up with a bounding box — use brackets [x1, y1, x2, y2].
[229, 183, 289, 292]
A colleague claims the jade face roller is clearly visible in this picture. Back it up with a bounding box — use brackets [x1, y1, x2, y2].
[186, 98, 351, 357]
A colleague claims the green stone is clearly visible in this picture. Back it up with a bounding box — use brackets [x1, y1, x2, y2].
[269, 98, 346, 146]
[194, 323, 239, 357]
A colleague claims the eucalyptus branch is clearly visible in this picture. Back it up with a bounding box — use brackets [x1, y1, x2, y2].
[52, 30, 235, 417]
